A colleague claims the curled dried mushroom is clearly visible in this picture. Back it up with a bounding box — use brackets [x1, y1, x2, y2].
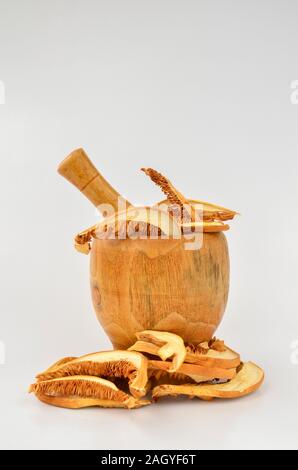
[148, 359, 236, 381]
[29, 332, 263, 410]
[30, 375, 149, 409]
[152, 362, 264, 401]
[36, 350, 148, 398]
[185, 343, 240, 369]
[135, 330, 186, 373]
[74, 206, 181, 250]
[130, 338, 240, 370]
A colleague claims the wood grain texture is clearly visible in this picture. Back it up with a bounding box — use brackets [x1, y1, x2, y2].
[90, 234, 230, 349]
[57, 148, 131, 212]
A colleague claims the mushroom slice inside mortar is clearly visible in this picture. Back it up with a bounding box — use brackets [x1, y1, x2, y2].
[36, 350, 148, 398]
[29, 376, 150, 409]
[188, 199, 238, 221]
[152, 362, 264, 401]
[95, 206, 181, 239]
[74, 205, 182, 253]
[156, 198, 238, 222]
[141, 167, 197, 222]
[135, 330, 186, 373]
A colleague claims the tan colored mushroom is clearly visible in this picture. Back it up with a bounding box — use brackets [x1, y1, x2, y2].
[185, 342, 240, 369]
[148, 359, 236, 381]
[152, 362, 264, 401]
[129, 339, 240, 370]
[135, 330, 186, 373]
[29, 376, 150, 409]
[36, 350, 148, 398]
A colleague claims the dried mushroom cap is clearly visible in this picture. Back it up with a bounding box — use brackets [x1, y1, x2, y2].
[152, 362, 264, 401]
[149, 359, 236, 381]
[136, 330, 186, 373]
[29, 375, 150, 409]
[36, 350, 148, 398]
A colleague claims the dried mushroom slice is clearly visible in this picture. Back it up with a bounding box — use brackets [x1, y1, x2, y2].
[152, 362, 264, 401]
[75, 206, 182, 248]
[75, 241, 91, 254]
[148, 360, 236, 381]
[29, 376, 150, 409]
[149, 368, 214, 385]
[95, 206, 181, 239]
[188, 199, 238, 221]
[34, 393, 149, 409]
[141, 168, 197, 222]
[185, 342, 240, 369]
[136, 331, 186, 373]
[130, 339, 240, 370]
[74, 225, 96, 254]
[36, 350, 148, 398]
[156, 198, 238, 222]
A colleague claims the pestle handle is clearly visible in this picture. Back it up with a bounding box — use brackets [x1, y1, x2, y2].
[57, 148, 131, 213]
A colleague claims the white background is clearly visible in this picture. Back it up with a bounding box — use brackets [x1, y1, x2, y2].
[0, 0, 298, 449]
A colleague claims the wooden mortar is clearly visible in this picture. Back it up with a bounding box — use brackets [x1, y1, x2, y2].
[90, 235, 229, 349]
[58, 149, 230, 349]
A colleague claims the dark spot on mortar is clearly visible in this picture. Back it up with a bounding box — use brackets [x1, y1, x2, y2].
[92, 283, 101, 307]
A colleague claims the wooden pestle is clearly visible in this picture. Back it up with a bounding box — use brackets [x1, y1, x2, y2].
[57, 148, 132, 214]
